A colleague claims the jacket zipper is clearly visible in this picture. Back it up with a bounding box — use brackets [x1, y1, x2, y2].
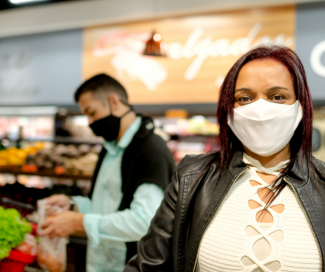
[283, 177, 323, 272]
[192, 167, 249, 272]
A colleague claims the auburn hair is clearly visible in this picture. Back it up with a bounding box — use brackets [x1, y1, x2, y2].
[215, 45, 314, 207]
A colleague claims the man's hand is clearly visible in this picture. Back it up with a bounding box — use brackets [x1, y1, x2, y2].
[40, 211, 84, 239]
[45, 194, 71, 215]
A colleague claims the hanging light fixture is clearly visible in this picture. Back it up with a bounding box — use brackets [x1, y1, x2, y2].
[142, 0, 167, 57]
[143, 31, 166, 57]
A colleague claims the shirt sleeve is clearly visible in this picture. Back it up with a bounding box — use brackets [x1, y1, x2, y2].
[72, 196, 92, 214]
[82, 183, 164, 247]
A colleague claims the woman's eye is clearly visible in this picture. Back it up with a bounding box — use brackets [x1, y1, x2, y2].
[237, 96, 253, 104]
[270, 94, 286, 102]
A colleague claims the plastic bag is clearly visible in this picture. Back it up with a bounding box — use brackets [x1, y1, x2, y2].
[15, 233, 38, 255]
[36, 199, 68, 272]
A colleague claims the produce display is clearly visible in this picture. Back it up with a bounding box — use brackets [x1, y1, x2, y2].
[26, 143, 100, 176]
[0, 142, 101, 177]
[0, 143, 44, 167]
[0, 207, 32, 259]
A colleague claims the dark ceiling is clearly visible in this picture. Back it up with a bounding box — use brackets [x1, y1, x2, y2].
[0, 0, 81, 11]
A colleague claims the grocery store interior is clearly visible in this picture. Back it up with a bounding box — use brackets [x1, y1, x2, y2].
[1, 0, 325, 271]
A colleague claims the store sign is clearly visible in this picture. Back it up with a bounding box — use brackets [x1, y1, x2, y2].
[93, 23, 292, 86]
[165, 23, 292, 82]
[0, 30, 82, 106]
[310, 40, 325, 78]
[296, 2, 325, 101]
[84, 6, 295, 104]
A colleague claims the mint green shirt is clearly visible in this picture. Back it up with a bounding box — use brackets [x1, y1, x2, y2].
[73, 117, 164, 272]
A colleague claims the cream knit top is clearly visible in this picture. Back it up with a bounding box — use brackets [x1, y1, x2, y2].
[196, 153, 321, 272]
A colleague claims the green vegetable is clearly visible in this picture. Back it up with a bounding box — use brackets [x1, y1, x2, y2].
[0, 206, 31, 259]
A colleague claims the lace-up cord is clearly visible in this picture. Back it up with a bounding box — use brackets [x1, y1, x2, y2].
[241, 153, 289, 272]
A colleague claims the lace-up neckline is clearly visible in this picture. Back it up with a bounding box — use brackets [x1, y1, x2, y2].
[196, 153, 321, 272]
[240, 153, 290, 271]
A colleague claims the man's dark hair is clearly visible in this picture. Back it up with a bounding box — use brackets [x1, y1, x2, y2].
[74, 74, 128, 103]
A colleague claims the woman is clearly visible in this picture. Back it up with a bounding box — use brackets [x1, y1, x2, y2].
[124, 46, 325, 272]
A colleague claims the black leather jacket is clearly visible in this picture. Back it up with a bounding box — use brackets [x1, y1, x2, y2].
[124, 150, 325, 272]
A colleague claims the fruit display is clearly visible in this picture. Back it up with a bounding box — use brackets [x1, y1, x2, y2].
[0, 207, 32, 260]
[0, 142, 101, 177]
[26, 143, 101, 176]
[65, 152, 99, 176]
[0, 143, 45, 167]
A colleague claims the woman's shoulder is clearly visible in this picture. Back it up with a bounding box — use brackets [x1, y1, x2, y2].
[176, 152, 220, 177]
[313, 157, 325, 180]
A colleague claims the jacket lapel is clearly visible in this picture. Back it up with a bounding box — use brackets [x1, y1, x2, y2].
[185, 150, 247, 271]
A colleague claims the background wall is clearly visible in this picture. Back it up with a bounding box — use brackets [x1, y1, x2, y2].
[0, 0, 325, 107]
[0, 30, 82, 106]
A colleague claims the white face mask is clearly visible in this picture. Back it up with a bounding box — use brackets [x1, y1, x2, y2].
[227, 99, 303, 157]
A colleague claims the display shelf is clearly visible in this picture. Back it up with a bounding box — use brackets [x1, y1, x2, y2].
[0, 167, 92, 180]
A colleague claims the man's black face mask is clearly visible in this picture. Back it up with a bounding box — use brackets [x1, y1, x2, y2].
[89, 100, 132, 142]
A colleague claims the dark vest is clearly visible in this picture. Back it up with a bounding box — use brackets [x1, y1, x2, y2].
[88, 115, 176, 263]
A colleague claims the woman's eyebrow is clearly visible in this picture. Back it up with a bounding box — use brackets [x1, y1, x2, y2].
[234, 86, 289, 93]
[267, 86, 289, 91]
[234, 87, 252, 93]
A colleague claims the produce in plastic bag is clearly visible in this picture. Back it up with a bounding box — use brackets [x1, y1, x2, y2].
[37, 199, 68, 272]
[15, 233, 38, 255]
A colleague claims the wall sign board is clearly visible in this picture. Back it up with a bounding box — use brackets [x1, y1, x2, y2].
[296, 2, 325, 102]
[0, 30, 82, 106]
[83, 6, 295, 105]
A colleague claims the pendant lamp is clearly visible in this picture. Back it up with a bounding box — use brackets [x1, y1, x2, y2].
[143, 31, 166, 57]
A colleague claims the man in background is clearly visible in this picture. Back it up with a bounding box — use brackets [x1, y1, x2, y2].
[41, 74, 175, 272]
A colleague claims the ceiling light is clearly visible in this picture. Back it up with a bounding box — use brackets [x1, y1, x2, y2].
[153, 34, 161, 42]
[143, 31, 166, 57]
[9, 0, 49, 4]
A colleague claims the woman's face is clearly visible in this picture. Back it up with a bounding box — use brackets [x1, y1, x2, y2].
[234, 59, 297, 108]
